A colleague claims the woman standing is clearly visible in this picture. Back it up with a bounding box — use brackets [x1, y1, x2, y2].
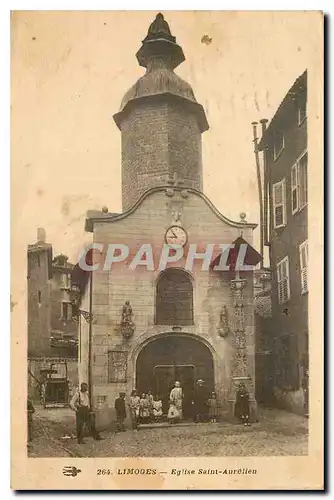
[168, 381, 183, 423]
[129, 390, 140, 430]
[234, 382, 251, 426]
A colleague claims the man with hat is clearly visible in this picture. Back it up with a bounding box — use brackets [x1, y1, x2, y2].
[70, 382, 103, 444]
[192, 379, 209, 423]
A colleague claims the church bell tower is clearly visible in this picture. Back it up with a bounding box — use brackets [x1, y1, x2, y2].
[113, 13, 209, 211]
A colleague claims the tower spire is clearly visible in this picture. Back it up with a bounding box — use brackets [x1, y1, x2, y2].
[114, 13, 209, 211]
[136, 13, 185, 70]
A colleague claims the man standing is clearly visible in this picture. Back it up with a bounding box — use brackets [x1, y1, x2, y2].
[193, 379, 208, 423]
[115, 392, 127, 432]
[27, 398, 35, 442]
[70, 382, 103, 444]
[129, 390, 140, 430]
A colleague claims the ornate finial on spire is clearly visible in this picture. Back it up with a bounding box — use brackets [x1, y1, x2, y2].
[136, 13, 185, 70]
[144, 13, 175, 43]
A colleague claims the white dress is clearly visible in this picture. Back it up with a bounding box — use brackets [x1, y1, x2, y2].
[169, 387, 183, 419]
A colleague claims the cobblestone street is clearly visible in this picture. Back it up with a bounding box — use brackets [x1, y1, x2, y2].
[28, 406, 308, 458]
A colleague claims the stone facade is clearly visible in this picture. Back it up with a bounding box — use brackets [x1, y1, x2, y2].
[81, 188, 257, 428]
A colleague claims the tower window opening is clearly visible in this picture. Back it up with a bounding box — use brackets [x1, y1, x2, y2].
[156, 268, 194, 326]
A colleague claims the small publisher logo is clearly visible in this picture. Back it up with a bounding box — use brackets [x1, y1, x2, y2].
[62, 466, 82, 477]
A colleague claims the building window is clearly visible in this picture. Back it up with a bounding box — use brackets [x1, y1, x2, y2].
[299, 240, 308, 294]
[38, 290, 42, 304]
[156, 268, 194, 325]
[273, 131, 284, 160]
[273, 179, 286, 228]
[291, 151, 308, 214]
[298, 99, 307, 125]
[37, 254, 40, 267]
[277, 256, 290, 304]
[60, 273, 71, 289]
[61, 302, 72, 321]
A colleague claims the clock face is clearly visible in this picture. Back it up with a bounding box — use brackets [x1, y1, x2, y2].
[165, 226, 188, 247]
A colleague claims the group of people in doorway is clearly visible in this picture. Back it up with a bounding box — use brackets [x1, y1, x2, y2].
[166, 379, 219, 424]
[125, 390, 163, 431]
[114, 379, 227, 432]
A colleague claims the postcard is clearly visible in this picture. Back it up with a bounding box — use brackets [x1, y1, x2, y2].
[11, 10, 323, 490]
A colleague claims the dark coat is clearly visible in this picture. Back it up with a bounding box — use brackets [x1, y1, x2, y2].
[115, 397, 126, 419]
[234, 387, 250, 419]
[193, 385, 209, 414]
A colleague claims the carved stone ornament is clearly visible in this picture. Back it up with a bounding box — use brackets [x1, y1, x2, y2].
[218, 305, 230, 338]
[120, 300, 135, 339]
[165, 188, 174, 197]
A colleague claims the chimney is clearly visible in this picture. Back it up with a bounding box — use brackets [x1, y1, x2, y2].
[260, 118, 268, 138]
[37, 227, 46, 244]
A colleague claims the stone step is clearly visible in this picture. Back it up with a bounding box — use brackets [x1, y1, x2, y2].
[138, 421, 214, 429]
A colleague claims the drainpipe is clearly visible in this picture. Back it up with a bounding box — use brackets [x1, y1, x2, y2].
[251, 122, 264, 268]
[260, 119, 269, 247]
[88, 269, 93, 411]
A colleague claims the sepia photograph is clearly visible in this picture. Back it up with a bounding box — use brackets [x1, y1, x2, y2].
[11, 9, 323, 490]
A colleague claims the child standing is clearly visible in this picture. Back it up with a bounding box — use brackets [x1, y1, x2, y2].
[139, 393, 150, 424]
[207, 392, 219, 423]
[152, 396, 163, 422]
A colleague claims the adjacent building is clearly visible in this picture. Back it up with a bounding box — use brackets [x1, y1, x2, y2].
[258, 70, 308, 414]
[27, 231, 79, 406]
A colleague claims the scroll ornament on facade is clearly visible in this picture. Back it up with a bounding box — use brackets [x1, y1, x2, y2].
[218, 305, 230, 337]
[120, 300, 135, 339]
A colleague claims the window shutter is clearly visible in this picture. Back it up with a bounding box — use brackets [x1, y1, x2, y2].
[273, 180, 286, 228]
[291, 164, 299, 213]
[67, 303, 72, 321]
[299, 241, 308, 294]
[277, 264, 282, 303]
[299, 153, 308, 208]
[277, 257, 290, 303]
[284, 258, 290, 302]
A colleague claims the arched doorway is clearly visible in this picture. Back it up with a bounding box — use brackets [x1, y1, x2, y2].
[136, 334, 214, 419]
